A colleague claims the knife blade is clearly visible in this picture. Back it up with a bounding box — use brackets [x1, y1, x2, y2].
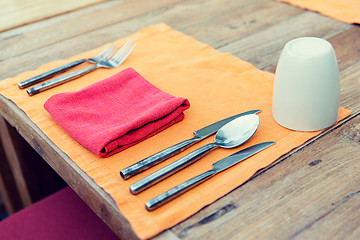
[145, 141, 275, 211]
[120, 110, 261, 180]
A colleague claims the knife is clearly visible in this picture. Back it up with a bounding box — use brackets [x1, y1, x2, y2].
[145, 141, 275, 211]
[120, 110, 261, 180]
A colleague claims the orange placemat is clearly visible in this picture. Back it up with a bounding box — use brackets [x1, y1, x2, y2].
[0, 24, 351, 239]
[277, 0, 360, 24]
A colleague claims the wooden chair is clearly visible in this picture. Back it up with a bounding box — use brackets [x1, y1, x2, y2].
[0, 117, 67, 214]
[0, 186, 120, 240]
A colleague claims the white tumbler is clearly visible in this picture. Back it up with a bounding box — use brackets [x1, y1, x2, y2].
[272, 37, 340, 131]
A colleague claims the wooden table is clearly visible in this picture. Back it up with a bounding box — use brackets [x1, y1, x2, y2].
[0, 0, 105, 32]
[0, 0, 359, 239]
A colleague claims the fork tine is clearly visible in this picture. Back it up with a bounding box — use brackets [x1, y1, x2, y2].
[112, 41, 135, 62]
[110, 40, 132, 61]
[98, 44, 117, 61]
[113, 43, 136, 65]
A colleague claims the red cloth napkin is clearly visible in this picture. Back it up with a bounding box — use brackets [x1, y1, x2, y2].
[44, 68, 190, 157]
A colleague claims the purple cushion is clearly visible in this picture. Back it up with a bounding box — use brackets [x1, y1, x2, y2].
[0, 187, 119, 240]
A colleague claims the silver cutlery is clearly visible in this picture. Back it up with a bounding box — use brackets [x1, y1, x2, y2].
[27, 40, 136, 96]
[145, 141, 275, 211]
[18, 44, 117, 89]
[130, 114, 260, 195]
[120, 110, 261, 180]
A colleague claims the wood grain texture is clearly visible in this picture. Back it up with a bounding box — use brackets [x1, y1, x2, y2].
[0, 0, 105, 32]
[162, 115, 360, 240]
[0, 117, 32, 208]
[0, 0, 183, 78]
[0, 95, 139, 239]
[0, 125, 23, 214]
[0, 0, 359, 239]
[0, 116, 67, 210]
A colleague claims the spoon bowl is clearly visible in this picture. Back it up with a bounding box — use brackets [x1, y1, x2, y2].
[130, 113, 260, 194]
[215, 114, 260, 148]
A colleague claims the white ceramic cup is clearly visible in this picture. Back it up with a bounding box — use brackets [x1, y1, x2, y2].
[272, 37, 340, 131]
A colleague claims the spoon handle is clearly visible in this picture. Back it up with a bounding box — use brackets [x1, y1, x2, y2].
[130, 143, 217, 195]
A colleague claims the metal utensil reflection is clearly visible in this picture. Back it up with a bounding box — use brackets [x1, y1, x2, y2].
[130, 114, 260, 195]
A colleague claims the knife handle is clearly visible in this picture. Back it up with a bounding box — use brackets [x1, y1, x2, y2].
[18, 59, 86, 89]
[120, 136, 203, 180]
[146, 169, 215, 211]
[130, 143, 217, 195]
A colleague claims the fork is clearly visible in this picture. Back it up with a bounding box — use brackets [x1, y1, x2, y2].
[18, 44, 117, 89]
[27, 41, 136, 96]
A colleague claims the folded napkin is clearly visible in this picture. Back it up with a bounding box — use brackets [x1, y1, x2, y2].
[0, 24, 351, 239]
[277, 0, 360, 24]
[44, 68, 190, 157]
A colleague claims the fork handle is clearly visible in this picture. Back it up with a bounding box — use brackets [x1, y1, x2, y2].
[27, 64, 98, 96]
[18, 59, 86, 89]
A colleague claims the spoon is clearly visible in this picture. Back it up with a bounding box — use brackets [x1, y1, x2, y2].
[130, 114, 260, 195]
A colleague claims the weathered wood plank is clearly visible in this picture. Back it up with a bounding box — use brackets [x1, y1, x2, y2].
[1, 0, 304, 78]
[153, 17, 360, 236]
[0, 95, 139, 239]
[0, 116, 67, 206]
[339, 66, 360, 114]
[0, 117, 32, 207]
[0, 0, 182, 61]
[0, 0, 359, 239]
[329, 26, 360, 114]
[163, 115, 360, 240]
[178, 0, 304, 48]
[0, 0, 106, 32]
[0, 127, 23, 214]
[329, 26, 360, 73]
[153, 230, 181, 240]
[218, 11, 350, 72]
[0, 0, 351, 80]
